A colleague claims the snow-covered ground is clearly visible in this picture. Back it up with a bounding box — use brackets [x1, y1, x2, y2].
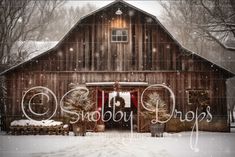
[0, 131, 235, 157]
[10, 120, 64, 127]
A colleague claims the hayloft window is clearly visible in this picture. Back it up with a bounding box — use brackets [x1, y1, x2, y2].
[111, 29, 128, 42]
[186, 90, 209, 106]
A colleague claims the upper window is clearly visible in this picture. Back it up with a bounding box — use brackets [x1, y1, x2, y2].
[111, 29, 128, 42]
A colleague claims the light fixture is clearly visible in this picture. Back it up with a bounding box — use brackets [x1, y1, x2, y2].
[115, 8, 122, 15]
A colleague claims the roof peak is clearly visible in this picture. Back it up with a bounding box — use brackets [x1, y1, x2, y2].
[79, 0, 156, 22]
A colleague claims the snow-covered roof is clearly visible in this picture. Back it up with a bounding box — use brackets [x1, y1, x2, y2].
[225, 38, 235, 49]
[11, 41, 58, 59]
[0, 0, 234, 76]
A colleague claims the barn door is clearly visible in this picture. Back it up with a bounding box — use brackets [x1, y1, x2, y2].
[97, 89, 138, 131]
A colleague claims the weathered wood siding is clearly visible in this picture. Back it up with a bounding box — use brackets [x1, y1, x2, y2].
[6, 72, 228, 122]
[4, 2, 230, 131]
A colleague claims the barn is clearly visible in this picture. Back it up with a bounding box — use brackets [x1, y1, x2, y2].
[0, 0, 234, 132]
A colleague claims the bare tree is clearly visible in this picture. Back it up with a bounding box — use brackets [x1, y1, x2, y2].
[159, 0, 235, 50]
[0, 0, 64, 131]
[44, 3, 96, 41]
[0, 0, 64, 65]
[199, 0, 235, 41]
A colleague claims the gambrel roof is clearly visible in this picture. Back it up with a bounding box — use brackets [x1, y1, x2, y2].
[0, 0, 234, 76]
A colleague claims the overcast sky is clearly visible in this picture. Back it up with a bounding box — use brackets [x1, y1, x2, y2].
[65, 0, 163, 17]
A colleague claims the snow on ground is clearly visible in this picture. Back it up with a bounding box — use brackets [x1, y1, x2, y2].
[10, 120, 63, 127]
[0, 131, 235, 157]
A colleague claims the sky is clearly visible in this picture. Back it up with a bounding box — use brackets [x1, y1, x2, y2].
[65, 0, 163, 17]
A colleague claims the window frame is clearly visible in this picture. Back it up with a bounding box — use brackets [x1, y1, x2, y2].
[186, 89, 210, 105]
[111, 28, 129, 43]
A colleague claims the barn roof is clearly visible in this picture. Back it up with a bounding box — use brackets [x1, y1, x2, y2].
[11, 41, 58, 59]
[0, 0, 234, 76]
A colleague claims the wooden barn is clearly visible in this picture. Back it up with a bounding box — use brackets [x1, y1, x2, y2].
[0, 0, 234, 132]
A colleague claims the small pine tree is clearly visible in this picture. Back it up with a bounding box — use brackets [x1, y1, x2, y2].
[63, 83, 93, 122]
[145, 92, 170, 121]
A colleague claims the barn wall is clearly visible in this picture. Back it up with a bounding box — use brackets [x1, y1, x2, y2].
[5, 71, 228, 131]
[3, 2, 230, 131]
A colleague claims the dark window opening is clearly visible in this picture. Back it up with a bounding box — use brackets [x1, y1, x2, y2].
[186, 90, 209, 106]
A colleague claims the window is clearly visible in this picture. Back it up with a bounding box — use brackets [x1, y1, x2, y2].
[186, 90, 209, 106]
[111, 29, 128, 42]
